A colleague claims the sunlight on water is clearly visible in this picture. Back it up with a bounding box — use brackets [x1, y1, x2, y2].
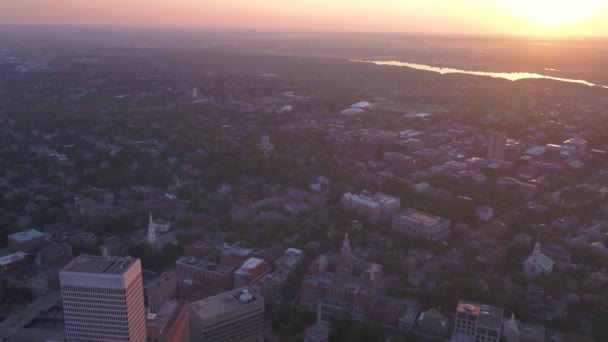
[356, 60, 608, 89]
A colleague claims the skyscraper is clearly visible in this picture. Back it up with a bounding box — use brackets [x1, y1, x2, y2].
[60, 255, 147, 342]
[189, 287, 264, 342]
[487, 131, 507, 161]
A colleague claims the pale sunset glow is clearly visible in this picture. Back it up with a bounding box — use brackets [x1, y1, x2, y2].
[1, 0, 608, 36]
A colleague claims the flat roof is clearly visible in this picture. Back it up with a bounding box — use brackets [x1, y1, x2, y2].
[394, 209, 448, 227]
[190, 287, 262, 320]
[457, 301, 503, 329]
[147, 300, 185, 331]
[9, 229, 44, 243]
[238, 257, 265, 270]
[176, 257, 234, 275]
[0, 251, 27, 266]
[62, 255, 137, 275]
[222, 246, 254, 257]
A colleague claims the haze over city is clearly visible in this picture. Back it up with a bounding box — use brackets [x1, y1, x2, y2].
[1, 1, 608, 342]
[3, 0, 608, 36]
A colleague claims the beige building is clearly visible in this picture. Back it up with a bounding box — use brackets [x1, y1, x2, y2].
[341, 192, 401, 223]
[60, 255, 147, 342]
[189, 287, 264, 342]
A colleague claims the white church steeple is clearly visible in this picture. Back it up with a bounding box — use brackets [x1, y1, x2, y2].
[148, 211, 157, 246]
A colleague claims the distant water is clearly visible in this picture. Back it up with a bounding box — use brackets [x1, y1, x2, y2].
[356, 60, 608, 89]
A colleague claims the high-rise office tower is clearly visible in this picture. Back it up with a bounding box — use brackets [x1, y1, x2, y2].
[60, 255, 147, 342]
[189, 287, 264, 342]
[487, 131, 507, 161]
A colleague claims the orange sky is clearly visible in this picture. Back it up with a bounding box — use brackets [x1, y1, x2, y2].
[1, 0, 608, 36]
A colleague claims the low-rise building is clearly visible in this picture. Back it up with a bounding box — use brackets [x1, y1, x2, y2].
[0, 251, 29, 274]
[454, 300, 503, 342]
[341, 192, 401, 223]
[147, 300, 189, 342]
[275, 248, 306, 275]
[503, 314, 546, 342]
[391, 209, 451, 241]
[176, 257, 235, 292]
[220, 247, 254, 268]
[234, 257, 267, 289]
[523, 243, 554, 278]
[416, 308, 448, 337]
[36, 242, 72, 268]
[147, 271, 178, 313]
[8, 229, 45, 252]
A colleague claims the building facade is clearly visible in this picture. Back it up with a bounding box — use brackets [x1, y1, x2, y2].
[391, 209, 451, 241]
[454, 300, 503, 342]
[234, 257, 267, 289]
[487, 131, 507, 161]
[189, 287, 264, 342]
[341, 192, 401, 223]
[147, 270, 177, 313]
[523, 242, 554, 278]
[302, 233, 383, 320]
[60, 255, 147, 342]
[146, 300, 189, 342]
[8, 229, 45, 252]
[176, 257, 235, 291]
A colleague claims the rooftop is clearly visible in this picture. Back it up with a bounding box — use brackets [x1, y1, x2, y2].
[147, 300, 186, 332]
[394, 209, 448, 227]
[519, 322, 546, 341]
[0, 251, 27, 266]
[190, 287, 262, 320]
[62, 255, 138, 275]
[457, 300, 503, 329]
[9, 229, 44, 243]
[222, 246, 254, 257]
[176, 257, 234, 275]
[237, 257, 265, 271]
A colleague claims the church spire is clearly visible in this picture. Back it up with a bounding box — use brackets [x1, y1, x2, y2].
[336, 232, 353, 277]
[148, 211, 157, 246]
[533, 232, 542, 255]
[340, 232, 352, 260]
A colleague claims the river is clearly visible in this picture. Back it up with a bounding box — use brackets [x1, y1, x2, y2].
[355, 60, 608, 89]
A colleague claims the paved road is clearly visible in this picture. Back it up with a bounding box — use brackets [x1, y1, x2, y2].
[0, 291, 60, 340]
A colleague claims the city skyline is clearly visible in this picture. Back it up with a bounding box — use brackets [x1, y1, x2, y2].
[2, 0, 608, 37]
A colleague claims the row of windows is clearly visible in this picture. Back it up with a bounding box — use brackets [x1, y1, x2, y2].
[203, 317, 263, 342]
[63, 296, 126, 305]
[64, 306, 126, 315]
[61, 284, 126, 295]
[62, 290, 126, 300]
[67, 332, 130, 342]
[66, 319, 128, 328]
[65, 312, 128, 322]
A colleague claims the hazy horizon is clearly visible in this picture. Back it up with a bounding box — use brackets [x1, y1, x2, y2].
[2, 0, 608, 37]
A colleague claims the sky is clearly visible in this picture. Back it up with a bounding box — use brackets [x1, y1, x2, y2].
[2, 0, 608, 36]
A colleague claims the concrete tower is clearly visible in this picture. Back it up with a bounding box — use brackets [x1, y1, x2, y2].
[60, 255, 147, 342]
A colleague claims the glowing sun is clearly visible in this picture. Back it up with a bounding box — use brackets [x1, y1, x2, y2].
[500, 0, 608, 33]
